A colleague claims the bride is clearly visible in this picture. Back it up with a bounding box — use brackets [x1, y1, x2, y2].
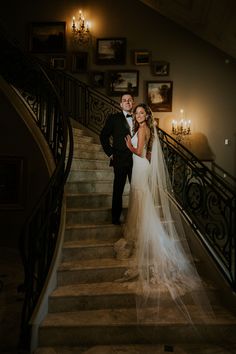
[114, 103, 212, 325]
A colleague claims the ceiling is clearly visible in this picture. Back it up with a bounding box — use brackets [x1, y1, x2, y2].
[139, 0, 236, 60]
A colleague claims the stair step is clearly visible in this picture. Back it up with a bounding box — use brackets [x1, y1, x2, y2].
[62, 240, 115, 261]
[72, 150, 107, 159]
[34, 343, 236, 354]
[49, 280, 217, 313]
[66, 193, 129, 208]
[74, 142, 103, 152]
[49, 281, 136, 312]
[68, 170, 113, 182]
[70, 158, 110, 170]
[65, 224, 123, 242]
[65, 181, 130, 194]
[73, 135, 93, 144]
[57, 258, 133, 285]
[72, 128, 84, 136]
[66, 207, 127, 224]
[38, 306, 236, 346]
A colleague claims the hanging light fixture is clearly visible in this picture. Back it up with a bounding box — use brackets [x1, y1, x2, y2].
[72, 10, 91, 45]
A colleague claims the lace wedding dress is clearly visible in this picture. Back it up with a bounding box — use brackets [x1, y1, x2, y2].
[114, 128, 212, 325]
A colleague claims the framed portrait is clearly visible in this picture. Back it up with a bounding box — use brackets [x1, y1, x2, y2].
[50, 56, 66, 70]
[134, 50, 151, 65]
[108, 70, 139, 96]
[152, 61, 170, 76]
[71, 52, 88, 73]
[29, 21, 66, 53]
[90, 71, 105, 88]
[146, 81, 173, 112]
[96, 38, 126, 65]
[0, 156, 25, 209]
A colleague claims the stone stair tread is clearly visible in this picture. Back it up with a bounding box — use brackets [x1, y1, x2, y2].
[59, 257, 133, 270]
[66, 180, 114, 184]
[66, 192, 112, 197]
[73, 141, 101, 146]
[65, 223, 120, 230]
[40, 306, 236, 328]
[71, 157, 107, 162]
[58, 258, 205, 281]
[66, 221, 121, 226]
[34, 343, 236, 354]
[70, 168, 112, 172]
[51, 281, 137, 297]
[50, 280, 216, 299]
[67, 206, 111, 212]
[63, 239, 115, 248]
[75, 142, 101, 146]
[66, 192, 129, 196]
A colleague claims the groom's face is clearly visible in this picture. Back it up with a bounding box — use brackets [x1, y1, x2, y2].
[120, 94, 134, 113]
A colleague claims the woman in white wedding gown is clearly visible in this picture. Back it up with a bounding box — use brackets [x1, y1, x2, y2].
[114, 103, 213, 326]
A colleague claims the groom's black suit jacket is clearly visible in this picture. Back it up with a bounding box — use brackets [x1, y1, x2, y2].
[100, 111, 133, 168]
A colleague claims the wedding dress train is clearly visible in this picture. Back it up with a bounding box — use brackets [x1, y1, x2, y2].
[114, 128, 212, 325]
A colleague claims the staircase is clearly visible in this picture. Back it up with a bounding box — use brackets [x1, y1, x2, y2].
[35, 125, 236, 354]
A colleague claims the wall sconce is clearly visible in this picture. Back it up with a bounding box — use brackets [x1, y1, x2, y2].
[171, 109, 191, 142]
[72, 10, 91, 45]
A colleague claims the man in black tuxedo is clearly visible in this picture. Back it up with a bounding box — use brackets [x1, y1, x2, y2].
[100, 93, 134, 225]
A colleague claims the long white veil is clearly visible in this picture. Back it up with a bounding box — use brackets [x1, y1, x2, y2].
[135, 126, 213, 327]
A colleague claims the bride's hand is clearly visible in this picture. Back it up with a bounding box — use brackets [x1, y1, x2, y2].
[125, 135, 132, 149]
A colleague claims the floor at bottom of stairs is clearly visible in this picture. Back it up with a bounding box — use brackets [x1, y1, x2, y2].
[34, 343, 236, 354]
[0, 246, 25, 354]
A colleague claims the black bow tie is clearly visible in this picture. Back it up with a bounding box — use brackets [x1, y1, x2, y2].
[126, 114, 132, 118]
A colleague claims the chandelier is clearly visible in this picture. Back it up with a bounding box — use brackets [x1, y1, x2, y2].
[72, 10, 91, 45]
[171, 109, 191, 142]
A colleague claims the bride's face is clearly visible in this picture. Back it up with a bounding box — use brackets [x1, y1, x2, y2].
[135, 106, 146, 123]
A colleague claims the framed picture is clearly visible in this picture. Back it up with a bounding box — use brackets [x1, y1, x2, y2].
[96, 38, 126, 65]
[90, 71, 105, 88]
[71, 52, 88, 73]
[108, 70, 139, 96]
[0, 156, 25, 209]
[152, 61, 170, 76]
[29, 21, 66, 53]
[134, 50, 151, 65]
[50, 56, 66, 70]
[146, 81, 173, 112]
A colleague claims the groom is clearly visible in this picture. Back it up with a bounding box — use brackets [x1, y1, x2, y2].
[100, 92, 134, 225]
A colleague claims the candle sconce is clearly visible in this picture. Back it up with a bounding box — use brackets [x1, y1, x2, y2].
[72, 10, 91, 46]
[171, 110, 191, 142]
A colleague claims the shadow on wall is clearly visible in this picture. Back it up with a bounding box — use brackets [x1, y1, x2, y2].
[182, 132, 215, 162]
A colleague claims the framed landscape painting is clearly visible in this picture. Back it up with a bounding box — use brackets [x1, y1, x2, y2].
[29, 21, 66, 53]
[90, 71, 105, 88]
[146, 81, 173, 112]
[152, 61, 170, 76]
[96, 38, 126, 65]
[108, 70, 139, 96]
[50, 56, 66, 70]
[134, 50, 151, 65]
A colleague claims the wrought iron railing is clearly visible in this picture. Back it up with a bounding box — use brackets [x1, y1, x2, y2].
[43, 66, 121, 131]
[0, 26, 73, 349]
[44, 66, 236, 290]
[212, 161, 236, 190]
[158, 131, 236, 289]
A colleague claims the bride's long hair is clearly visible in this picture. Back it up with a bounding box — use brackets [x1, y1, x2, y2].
[132, 103, 155, 157]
